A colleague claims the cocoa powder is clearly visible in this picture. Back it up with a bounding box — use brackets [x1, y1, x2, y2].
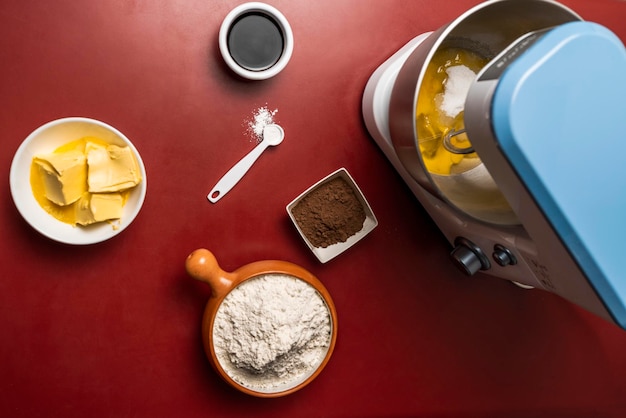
[292, 177, 366, 248]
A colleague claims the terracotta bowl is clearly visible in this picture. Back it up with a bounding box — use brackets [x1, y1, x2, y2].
[185, 249, 338, 397]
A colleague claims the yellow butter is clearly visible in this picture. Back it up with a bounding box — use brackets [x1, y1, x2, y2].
[30, 137, 140, 228]
[416, 48, 488, 175]
[32, 150, 87, 206]
[75, 193, 124, 226]
[86, 142, 141, 193]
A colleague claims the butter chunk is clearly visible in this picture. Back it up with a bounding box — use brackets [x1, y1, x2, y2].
[75, 193, 124, 226]
[33, 150, 87, 206]
[86, 142, 141, 193]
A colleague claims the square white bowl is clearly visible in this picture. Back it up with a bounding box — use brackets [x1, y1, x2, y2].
[286, 168, 378, 263]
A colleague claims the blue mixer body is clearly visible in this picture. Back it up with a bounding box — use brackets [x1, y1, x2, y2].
[490, 22, 626, 326]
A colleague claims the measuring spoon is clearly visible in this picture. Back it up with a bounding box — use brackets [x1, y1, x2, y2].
[208, 124, 284, 203]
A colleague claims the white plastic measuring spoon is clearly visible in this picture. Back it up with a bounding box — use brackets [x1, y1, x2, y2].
[207, 124, 285, 203]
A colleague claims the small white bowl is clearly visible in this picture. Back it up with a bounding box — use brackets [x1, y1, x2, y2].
[219, 2, 294, 80]
[287, 168, 378, 263]
[9, 117, 147, 245]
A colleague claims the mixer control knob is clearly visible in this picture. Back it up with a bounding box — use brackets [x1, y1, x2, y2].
[450, 237, 491, 276]
[492, 244, 517, 267]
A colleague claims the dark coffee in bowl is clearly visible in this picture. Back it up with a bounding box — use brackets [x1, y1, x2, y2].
[227, 12, 284, 71]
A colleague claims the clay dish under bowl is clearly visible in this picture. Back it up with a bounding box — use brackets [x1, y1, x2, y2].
[287, 168, 378, 263]
[185, 248, 338, 398]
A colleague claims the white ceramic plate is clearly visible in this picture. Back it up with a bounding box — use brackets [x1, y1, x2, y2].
[9, 117, 147, 245]
[287, 168, 378, 263]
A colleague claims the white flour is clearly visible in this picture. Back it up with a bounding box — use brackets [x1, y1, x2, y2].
[246, 106, 278, 143]
[437, 64, 476, 119]
[212, 273, 332, 392]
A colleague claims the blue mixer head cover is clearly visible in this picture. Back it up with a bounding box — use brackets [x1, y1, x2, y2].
[491, 21, 626, 327]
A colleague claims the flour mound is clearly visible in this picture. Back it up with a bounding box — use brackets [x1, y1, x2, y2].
[212, 274, 332, 391]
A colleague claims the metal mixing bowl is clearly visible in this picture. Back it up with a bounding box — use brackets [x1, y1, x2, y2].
[388, 0, 581, 224]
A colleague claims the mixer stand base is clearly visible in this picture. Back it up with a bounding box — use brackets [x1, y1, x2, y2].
[362, 33, 431, 201]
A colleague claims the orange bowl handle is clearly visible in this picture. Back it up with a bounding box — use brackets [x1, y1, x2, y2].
[185, 248, 234, 299]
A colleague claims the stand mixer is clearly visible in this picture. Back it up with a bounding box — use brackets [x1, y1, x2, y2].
[362, 0, 626, 329]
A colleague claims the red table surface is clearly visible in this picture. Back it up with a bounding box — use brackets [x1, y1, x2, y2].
[2, 0, 626, 417]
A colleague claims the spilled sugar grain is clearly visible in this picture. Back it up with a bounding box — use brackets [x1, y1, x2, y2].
[246, 106, 278, 143]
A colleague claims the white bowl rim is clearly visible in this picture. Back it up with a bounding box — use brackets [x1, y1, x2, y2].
[9, 117, 147, 245]
[218, 2, 294, 80]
